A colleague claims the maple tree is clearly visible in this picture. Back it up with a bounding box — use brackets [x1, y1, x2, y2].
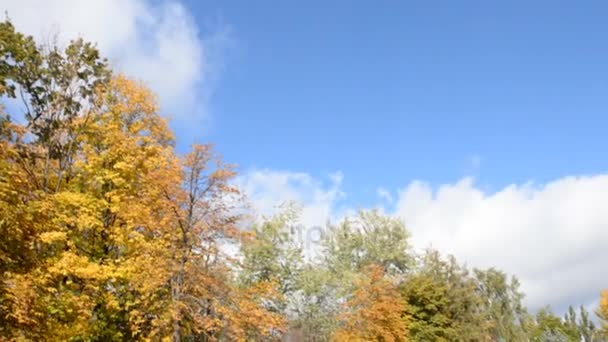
[1, 71, 181, 339]
[333, 264, 408, 342]
[0, 21, 285, 341]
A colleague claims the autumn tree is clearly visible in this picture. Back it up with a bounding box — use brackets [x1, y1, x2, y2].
[0, 19, 120, 339]
[0, 22, 285, 341]
[333, 264, 408, 341]
[161, 143, 286, 341]
[599, 290, 608, 338]
[1, 70, 187, 339]
[0, 19, 110, 284]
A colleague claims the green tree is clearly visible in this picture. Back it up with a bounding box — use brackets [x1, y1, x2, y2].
[400, 250, 487, 341]
[322, 210, 412, 277]
[526, 306, 595, 342]
[563, 305, 597, 341]
[289, 210, 413, 341]
[474, 268, 528, 341]
[238, 207, 309, 340]
[288, 264, 341, 341]
[239, 206, 303, 296]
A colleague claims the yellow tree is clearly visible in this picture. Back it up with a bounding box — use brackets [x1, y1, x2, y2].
[599, 290, 608, 335]
[0, 21, 284, 341]
[2, 75, 182, 340]
[1, 68, 285, 342]
[162, 143, 241, 339]
[0, 20, 116, 338]
[333, 265, 408, 342]
[74, 76, 183, 339]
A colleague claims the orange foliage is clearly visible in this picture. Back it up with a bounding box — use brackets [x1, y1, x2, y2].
[218, 279, 287, 341]
[333, 265, 408, 342]
[600, 290, 608, 332]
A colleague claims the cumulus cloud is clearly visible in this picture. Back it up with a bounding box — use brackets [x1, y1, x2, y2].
[240, 170, 608, 312]
[395, 176, 608, 312]
[0, 0, 226, 127]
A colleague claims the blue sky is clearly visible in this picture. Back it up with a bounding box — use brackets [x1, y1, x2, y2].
[183, 0, 608, 206]
[4, 0, 608, 313]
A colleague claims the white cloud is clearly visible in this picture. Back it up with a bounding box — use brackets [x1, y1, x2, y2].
[236, 169, 345, 228]
[240, 170, 608, 312]
[394, 175, 608, 312]
[0, 0, 226, 127]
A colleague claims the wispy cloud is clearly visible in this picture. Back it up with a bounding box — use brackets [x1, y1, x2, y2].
[377, 187, 394, 203]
